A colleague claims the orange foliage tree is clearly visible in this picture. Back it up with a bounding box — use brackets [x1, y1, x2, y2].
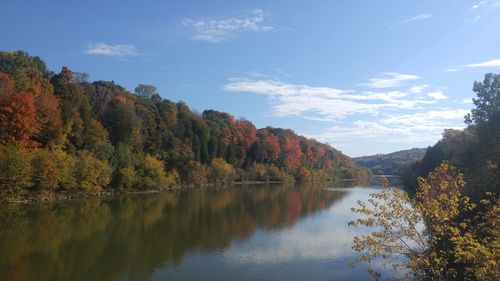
[0, 92, 38, 146]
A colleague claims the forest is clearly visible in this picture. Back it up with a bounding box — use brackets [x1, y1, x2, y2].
[0, 51, 370, 203]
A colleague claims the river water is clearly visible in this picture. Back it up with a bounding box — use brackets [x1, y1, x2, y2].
[0, 178, 399, 281]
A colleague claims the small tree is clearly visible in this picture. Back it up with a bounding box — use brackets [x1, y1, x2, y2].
[349, 163, 499, 281]
[134, 84, 158, 99]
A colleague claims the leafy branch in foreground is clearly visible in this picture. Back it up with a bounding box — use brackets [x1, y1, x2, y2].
[349, 163, 499, 281]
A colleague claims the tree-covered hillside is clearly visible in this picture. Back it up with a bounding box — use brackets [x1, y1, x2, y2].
[0, 51, 370, 202]
[403, 73, 500, 199]
[354, 148, 426, 175]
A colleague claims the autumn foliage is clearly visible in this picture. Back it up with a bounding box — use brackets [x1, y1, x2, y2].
[0, 92, 38, 146]
[0, 51, 368, 202]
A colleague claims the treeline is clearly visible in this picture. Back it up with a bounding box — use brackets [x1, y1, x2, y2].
[0, 51, 369, 202]
[354, 148, 426, 176]
[403, 73, 500, 200]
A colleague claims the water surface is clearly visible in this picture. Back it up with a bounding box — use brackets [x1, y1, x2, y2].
[0, 181, 391, 281]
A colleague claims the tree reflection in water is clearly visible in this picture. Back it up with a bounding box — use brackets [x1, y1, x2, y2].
[0, 184, 347, 281]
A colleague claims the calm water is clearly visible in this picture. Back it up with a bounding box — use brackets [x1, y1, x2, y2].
[0, 180, 396, 281]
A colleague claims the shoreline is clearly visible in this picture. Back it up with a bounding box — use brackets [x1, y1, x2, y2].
[0, 177, 372, 205]
[0, 182, 273, 205]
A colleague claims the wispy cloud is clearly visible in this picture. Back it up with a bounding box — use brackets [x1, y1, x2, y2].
[409, 85, 428, 94]
[359, 72, 421, 89]
[471, 0, 489, 9]
[224, 78, 439, 120]
[469, 1, 500, 22]
[400, 14, 432, 24]
[224, 77, 467, 149]
[427, 91, 448, 100]
[182, 9, 274, 43]
[467, 59, 500, 68]
[85, 43, 138, 58]
[310, 109, 468, 146]
[445, 59, 500, 72]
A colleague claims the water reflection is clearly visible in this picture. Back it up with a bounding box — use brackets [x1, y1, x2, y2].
[0, 184, 356, 281]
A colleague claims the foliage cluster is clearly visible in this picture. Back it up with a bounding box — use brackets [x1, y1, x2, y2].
[351, 163, 499, 281]
[0, 51, 369, 202]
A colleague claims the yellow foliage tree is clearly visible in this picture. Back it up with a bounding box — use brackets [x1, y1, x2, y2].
[349, 162, 499, 281]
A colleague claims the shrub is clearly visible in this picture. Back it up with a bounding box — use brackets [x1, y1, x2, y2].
[0, 144, 31, 200]
[74, 151, 112, 192]
[209, 158, 236, 185]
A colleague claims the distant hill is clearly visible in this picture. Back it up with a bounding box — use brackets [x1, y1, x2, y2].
[354, 148, 426, 176]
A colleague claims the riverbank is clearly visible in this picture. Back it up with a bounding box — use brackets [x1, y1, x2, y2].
[0, 177, 372, 205]
[0, 181, 269, 205]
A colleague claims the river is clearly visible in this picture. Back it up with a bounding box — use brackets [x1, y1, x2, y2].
[0, 178, 399, 281]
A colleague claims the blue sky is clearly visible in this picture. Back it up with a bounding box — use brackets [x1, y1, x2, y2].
[2, 0, 500, 156]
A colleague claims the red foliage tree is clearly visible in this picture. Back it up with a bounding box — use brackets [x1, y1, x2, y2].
[263, 133, 281, 164]
[0, 92, 38, 146]
[34, 92, 63, 146]
[284, 137, 302, 169]
[236, 119, 257, 150]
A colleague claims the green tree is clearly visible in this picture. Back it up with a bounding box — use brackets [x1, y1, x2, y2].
[74, 152, 112, 192]
[134, 84, 158, 99]
[31, 149, 61, 193]
[209, 158, 236, 185]
[31, 149, 77, 193]
[134, 154, 167, 190]
[116, 165, 137, 190]
[51, 67, 93, 149]
[465, 73, 500, 126]
[102, 101, 141, 146]
[0, 144, 31, 200]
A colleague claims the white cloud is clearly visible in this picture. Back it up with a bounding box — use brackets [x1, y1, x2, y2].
[247, 71, 271, 78]
[445, 59, 500, 72]
[459, 98, 473, 104]
[467, 59, 500, 68]
[400, 14, 432, 24]
[182, 9, 273, 43]
[472, 0, 488, 9]
[493, 2, 500, 7]
[224, 78, 439, 121]
[360, 72, 421, 89]
[427, 91, 448, 100]
[224, 77, 467, 149]
[85, 43, 138, 58]
[384, 109, 469, 126]
[311, 109, 468, 145]
[409, 85, 428, 94]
